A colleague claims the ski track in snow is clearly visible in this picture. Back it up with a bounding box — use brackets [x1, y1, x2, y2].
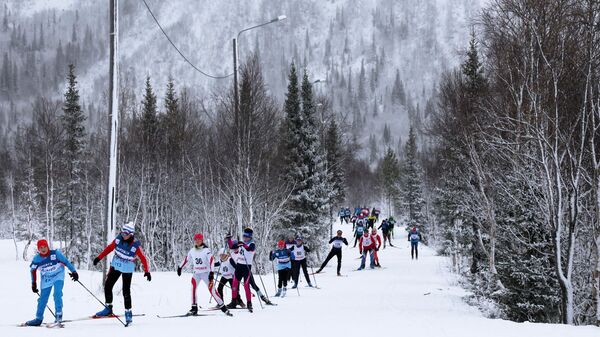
[0, 224, 598, 337]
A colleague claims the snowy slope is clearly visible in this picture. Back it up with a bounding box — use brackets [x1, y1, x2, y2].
[0, 224, 598, 337]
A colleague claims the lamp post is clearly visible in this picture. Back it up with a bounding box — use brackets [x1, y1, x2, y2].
[232, 15, 287, 237]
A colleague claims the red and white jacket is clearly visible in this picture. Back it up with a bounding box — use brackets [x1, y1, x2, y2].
[179, 244, 214, 274]
[359, 234, 377, 252]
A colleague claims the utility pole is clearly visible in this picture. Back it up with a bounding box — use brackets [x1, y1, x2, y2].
[104, 0, 119, 281]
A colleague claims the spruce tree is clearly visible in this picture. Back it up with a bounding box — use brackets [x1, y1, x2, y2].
[59, 64, 86, 260]
[324, 119, 345, 208]
[401, 126, 425, 229]
[379, 148, 400, 216]
[282, 65, 330, 251]
[141, 76, 158, 156]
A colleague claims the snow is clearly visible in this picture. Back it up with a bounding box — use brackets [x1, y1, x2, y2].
[0, 224, 598, 336]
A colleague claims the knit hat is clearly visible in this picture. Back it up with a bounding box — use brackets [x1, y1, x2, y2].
[37, 239, 49, 250]
[295, 236, 303, 242]
[243, 228, 253, 238]
[122, 221, 135, 234]
[277, 240, 285, 248]
[194, 233, 204, 241]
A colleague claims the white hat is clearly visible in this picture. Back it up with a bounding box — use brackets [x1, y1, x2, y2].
[122, 221, 135, 234]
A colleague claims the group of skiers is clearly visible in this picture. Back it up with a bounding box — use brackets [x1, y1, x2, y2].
[25, 214, 423, 327]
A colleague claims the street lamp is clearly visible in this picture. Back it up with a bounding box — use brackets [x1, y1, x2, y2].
[233, 15, 287, 125]
[231, 15, 286, 237]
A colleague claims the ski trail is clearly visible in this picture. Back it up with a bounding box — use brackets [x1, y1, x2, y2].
[0, 234, 598, 336]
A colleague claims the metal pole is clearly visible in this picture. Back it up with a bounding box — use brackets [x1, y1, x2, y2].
[105, 0, 119, 281]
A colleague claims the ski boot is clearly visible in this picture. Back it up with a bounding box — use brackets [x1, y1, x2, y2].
[95, 304, 113, 317]
[281, 288, 287, 298]
[25, 318, 43, 326]
[55, 312, 63, 323]
[274, 288, 282, 297]
[307, 282, 313, 288]
[226, 299, 238, 309]
[237, 297, 246, 308]
[188, 304, 198, 316]
[357, 265, 365, 271]
[337, 272, 342, 276]
[314, 268, 322, 274]
[291, 283, 298, 289]
[125, 309, 133, 325]
[247, 301, 253, 313]
[218, 304, 232, 316]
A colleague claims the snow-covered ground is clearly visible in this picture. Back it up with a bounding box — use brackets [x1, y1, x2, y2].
[0, 224, 598, 337]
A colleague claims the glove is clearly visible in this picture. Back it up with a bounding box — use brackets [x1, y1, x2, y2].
[208, 272, 214, 282]
[32, 283, 38, 293]
[69, 272, 79, 282]
[93, 257, 100, 266]
[359, 250, 363, 255]
[375, 248, 379, 252]
[177, 267, 182, 276]
[144, 272, 152, 281]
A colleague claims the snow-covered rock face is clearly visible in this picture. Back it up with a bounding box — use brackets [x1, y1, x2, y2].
[1, 0, 480, 157]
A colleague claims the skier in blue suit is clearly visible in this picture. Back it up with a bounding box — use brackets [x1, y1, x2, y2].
[408, 227, 423, 260]
[25, 239, 78, 326]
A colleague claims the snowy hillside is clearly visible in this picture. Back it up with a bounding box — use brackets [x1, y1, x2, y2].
[0, 0, 481, 158]
[1, 223, 597, 336]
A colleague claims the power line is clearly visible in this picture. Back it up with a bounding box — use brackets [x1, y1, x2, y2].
[140, 0, 233, 79]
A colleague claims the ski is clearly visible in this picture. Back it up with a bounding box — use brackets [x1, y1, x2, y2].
[156, 313, 216, 319]
[18, 323, 63, 328]
[62, 313, 145, 323]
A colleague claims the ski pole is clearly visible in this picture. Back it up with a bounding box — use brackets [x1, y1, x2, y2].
[257, 271, 270, 302]
[271, 261, 277, 292]
[36, 292, 56, 318]
[310, 265, 318, 288]
[76, 280, 126, 327]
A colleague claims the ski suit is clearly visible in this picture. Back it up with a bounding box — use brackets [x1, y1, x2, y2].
[354, 221, 366, 247]
[269, 248, 294, 289]
[290, 243, 312, 286]
[408, 230, 423, 259]
[96, 234, 149, 309]
[318, 236, 348, 274]
[30, 249, 77, 321]
[359, 233, 377, 269]
[179, 244, 223, 306]
[214, 256, 236, 301]
[228, 239, 255, 303]
[372, 233, 382, 266]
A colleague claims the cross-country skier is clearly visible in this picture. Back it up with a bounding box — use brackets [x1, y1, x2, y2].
[228, 228, 256, 312]
[315, 230, 348, 276]
[213, 247, 237, 306]
[343, 207, 351, 223]
[358, 231, 377, 270]
[378, 219, 393, 248]
[367, 214, 377, 229]
[371, 228, 382, 267]
[353, 217, 366, 247]
[408, 227, 423, 260]
[371, 207, 381, 221]
[177, 233, 231, 316]
[24, 239, 78, 326]
[92, 222, 150, 325]
[290, 236, 313, 288]
[388, 216, 397, 239]
[269, 240, 294, 297]
[338, 208, 347, 225]
[285, 236, 296, 282]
